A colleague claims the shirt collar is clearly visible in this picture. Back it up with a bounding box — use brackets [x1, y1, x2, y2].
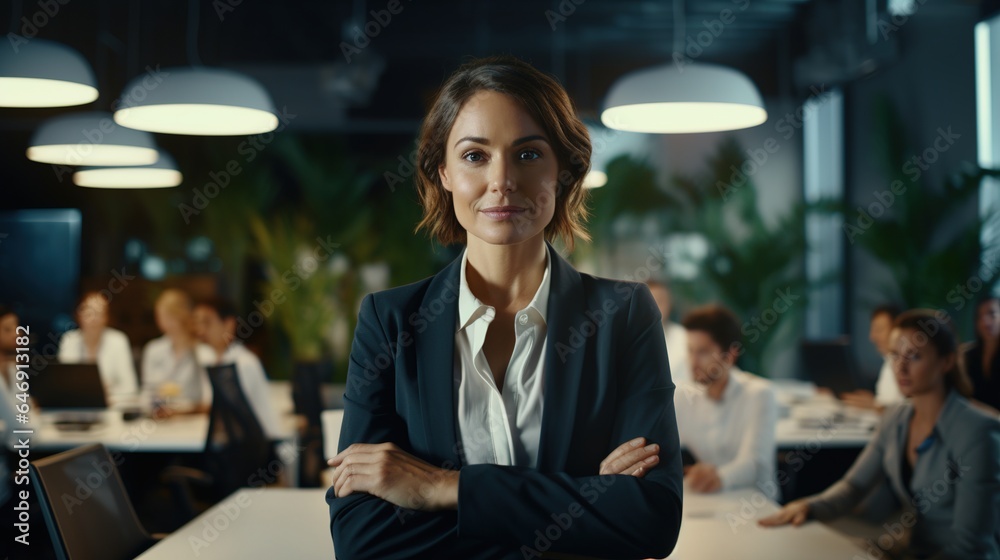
[719, 366, 745, 403]
[457, 245, 551, 333]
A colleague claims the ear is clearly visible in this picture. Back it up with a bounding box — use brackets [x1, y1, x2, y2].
[439, 164, 453, 193]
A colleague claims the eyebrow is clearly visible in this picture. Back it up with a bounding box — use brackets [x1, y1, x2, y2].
[453, 135, 549, 148]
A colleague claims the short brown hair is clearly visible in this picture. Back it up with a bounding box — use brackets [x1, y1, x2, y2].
[414, 56, 591, 252]
[893, 309, 973, 397]
[682, 305, 742, 352]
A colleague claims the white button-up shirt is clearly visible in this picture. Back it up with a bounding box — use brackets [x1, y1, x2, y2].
[453, 247, 550, 468]
[675, 367, 778, 497]
[58, 328, 138, 399]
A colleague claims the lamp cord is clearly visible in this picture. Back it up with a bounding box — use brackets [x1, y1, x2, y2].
[673, 0, 685, 61]
[187, 0, 202, 66]
[8, 0, 21, 35]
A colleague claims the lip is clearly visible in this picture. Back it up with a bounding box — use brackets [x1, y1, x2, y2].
[481, 206, 526, 220]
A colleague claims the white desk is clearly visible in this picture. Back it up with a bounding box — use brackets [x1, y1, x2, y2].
[773, 381, 877, 449]
[667, 487, 863, 559]
[30, 380, 297, 452]
[133, 487, 862, 559]
[135, 488, 332, 560]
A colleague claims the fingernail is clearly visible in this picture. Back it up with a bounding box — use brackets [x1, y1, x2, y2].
[645, 456, 657, 464]
[631, 438, 643, 447]
[645, 444, 658, 451]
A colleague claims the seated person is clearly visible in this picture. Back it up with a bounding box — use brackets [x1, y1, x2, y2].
[0, 304, 19, 393]
[193, 297, 281, 439]
[675, 305, 778, 498]
[960, 295, 1000, 415]
[141, 289, 214, 413]
[58, 291, 138, 401]
[760, 310, 1000, 559]
[841, 304, 904, 411]
[647, 279, 691, 386]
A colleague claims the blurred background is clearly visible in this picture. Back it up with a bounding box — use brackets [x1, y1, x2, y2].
[0, 0, 997, 391]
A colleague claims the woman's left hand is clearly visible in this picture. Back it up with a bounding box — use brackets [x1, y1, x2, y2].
[328, 442, 459, 511]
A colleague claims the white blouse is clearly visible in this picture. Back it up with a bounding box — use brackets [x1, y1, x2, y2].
[140, 336, 215, 407]
[58, 328, 138, 399]
[453, 247, 550, 468]
[674, 367, 778, 497]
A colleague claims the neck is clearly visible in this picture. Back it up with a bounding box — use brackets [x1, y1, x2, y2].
[213, 339, 232, 359]
[910, 384, 948, 425]
[465, 235, 547, 311]
[707, 369, 731, 401]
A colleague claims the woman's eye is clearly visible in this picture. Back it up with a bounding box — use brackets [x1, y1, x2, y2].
[519, 149, 541, 161]
[462, 151, 484, 162]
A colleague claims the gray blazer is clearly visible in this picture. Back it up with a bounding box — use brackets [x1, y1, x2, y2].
[807, 390, 1000, 559]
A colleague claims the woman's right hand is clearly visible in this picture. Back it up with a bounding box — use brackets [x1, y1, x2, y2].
[757, 499, 810, 527]
[599, 437, 659, 477]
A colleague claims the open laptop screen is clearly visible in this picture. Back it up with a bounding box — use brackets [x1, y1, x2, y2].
[30, 363, 108, 410]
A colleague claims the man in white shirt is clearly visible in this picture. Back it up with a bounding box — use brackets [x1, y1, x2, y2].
[674, 305, 778, 499]
[193, 298, 282, 440]
[841, 304, 904, 411]
[646, 280, 691, 386]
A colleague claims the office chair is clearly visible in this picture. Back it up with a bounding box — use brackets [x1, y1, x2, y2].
[292, 362, 328, 487]
[164, 363, 272, 520]
[30, 443, 160, 560]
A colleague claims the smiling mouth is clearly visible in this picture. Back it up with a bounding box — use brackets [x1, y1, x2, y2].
[481, 207, 526, 220]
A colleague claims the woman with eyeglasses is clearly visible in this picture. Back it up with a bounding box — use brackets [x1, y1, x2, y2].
[760, 309, 1000, 560]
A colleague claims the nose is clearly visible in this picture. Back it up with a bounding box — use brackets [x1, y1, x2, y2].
[488, 158, 516, 193]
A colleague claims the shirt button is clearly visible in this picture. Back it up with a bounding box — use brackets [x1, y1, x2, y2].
[519, 314, 529, 325]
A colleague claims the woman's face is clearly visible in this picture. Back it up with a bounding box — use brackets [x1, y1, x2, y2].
[438, 90, 559, 248]
[77, 294, 108, 332]
[891, 327, 953, 397]
[976, 299, 1000, 341]
[155, 302, 188, 338]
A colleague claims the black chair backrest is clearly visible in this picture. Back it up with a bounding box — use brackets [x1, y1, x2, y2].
[30, 443, 154, 560]
[292, 362, 327, 429]
[205, 363, 271, 495]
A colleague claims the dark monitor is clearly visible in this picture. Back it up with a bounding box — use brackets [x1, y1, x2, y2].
[801, 338, 861, 395]
[30, 363, 107, 410]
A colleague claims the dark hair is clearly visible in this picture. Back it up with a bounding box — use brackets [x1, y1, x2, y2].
[974, 295, 1000, 344]
[196, 297, 239, 321]
[893, 309, 973, 397]
[870, 303, 902, 322]
[0, 303, 15, 320]
[682, 305, 742, 353]
[415, 55, 591, 252]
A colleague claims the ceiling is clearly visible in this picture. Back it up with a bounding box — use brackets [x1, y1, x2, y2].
[0, 0, 822, 133]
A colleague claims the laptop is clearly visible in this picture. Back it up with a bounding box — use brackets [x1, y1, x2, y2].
[30, 363, 108, 427]
[800, 338, 863, 395]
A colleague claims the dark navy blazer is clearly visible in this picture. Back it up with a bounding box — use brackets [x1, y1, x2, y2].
[327, 241, 683, 559]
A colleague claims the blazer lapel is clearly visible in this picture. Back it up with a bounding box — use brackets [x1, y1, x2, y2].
[415, 252, 464, 468]
[536, 241, 587, 472]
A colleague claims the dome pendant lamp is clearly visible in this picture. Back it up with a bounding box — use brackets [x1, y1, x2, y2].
[0, 39, 99, 107]
[112, 0, 278, 136]
[601, 0, 767, 134]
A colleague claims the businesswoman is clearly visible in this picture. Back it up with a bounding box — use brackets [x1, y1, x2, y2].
[58, 291, 139, 400]
[760, 310, 1000, 560]
[326, 56, 683, 559]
